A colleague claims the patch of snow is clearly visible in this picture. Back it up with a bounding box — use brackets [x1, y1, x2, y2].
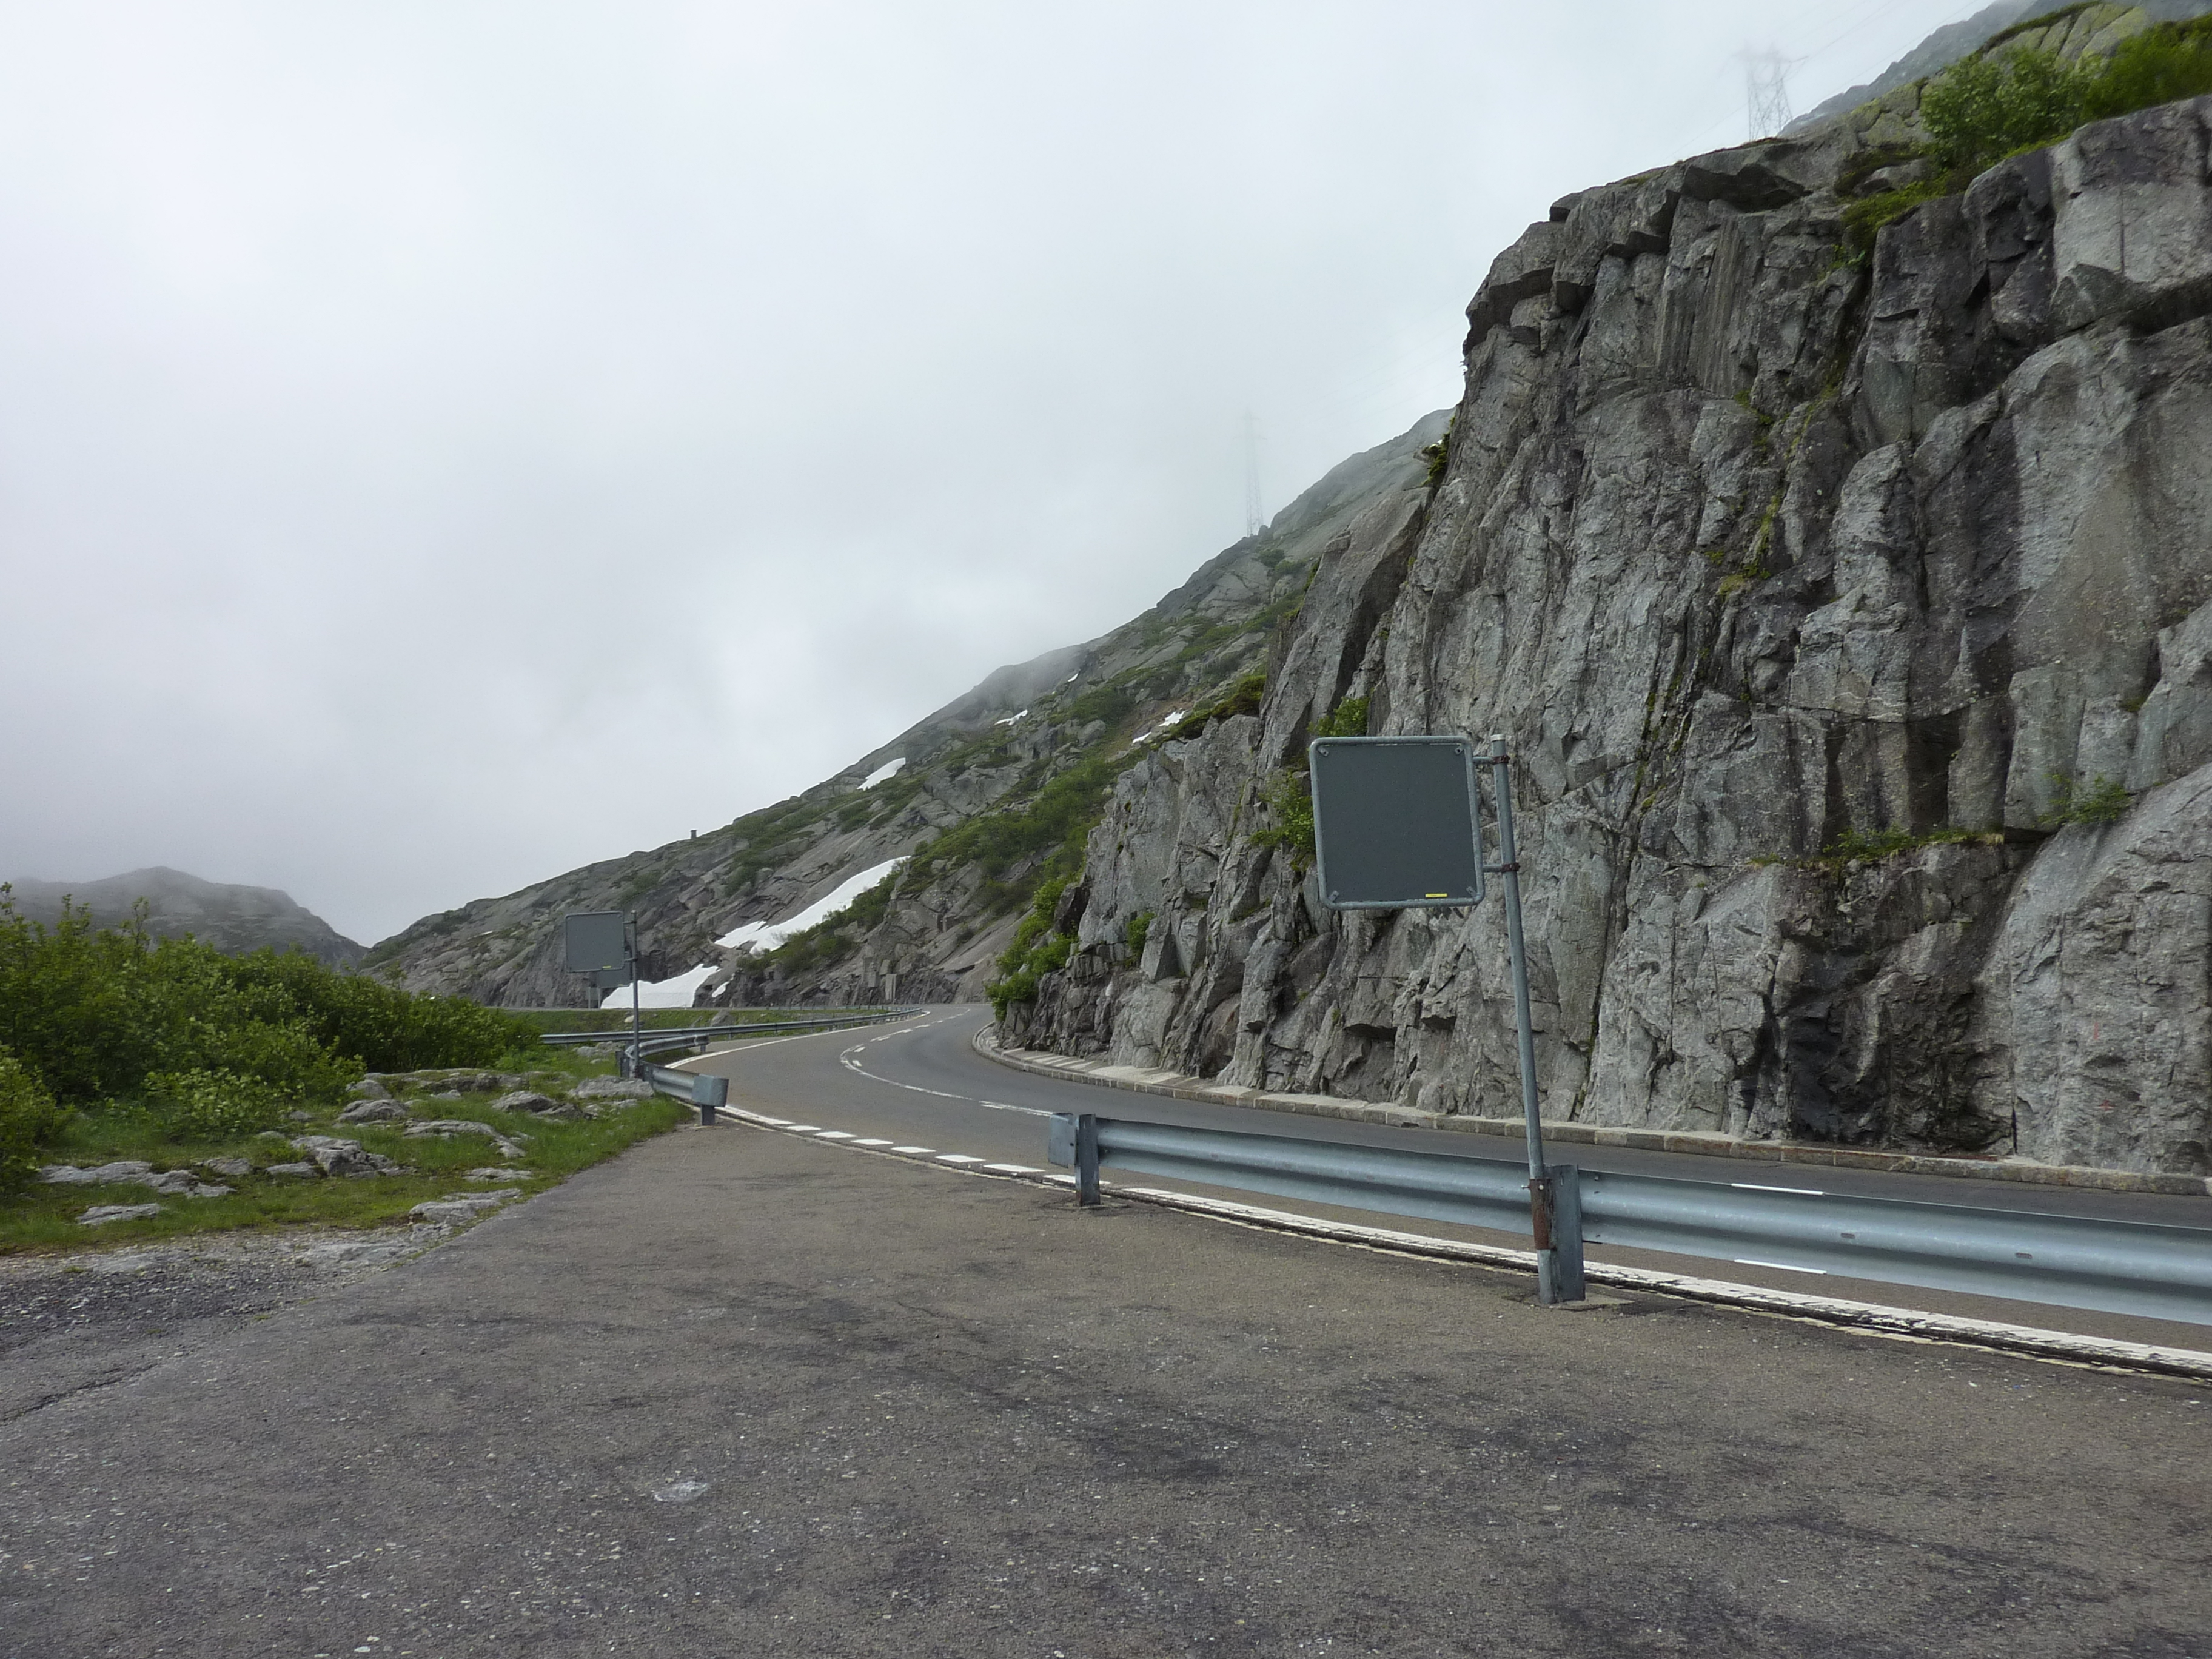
[600, 856, 908, 1010]
[1064, 672, 1079, 683]
[714, 857, 908, 954]
[600, 962, 719, 1010]
[859, 757, 907, 789]
[1138, 709, 1190, 743]
[994, 709, 1028, 726]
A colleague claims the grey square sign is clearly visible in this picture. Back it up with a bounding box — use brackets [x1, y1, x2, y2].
[1309, 736, 1484, 910]
[564, 911, 631, 974]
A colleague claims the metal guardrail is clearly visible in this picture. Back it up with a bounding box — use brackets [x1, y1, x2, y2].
[641, 1062, 729, 1125]
[1047, 1112, 2212, 1327]
[588, 1008, 923, 1124]
[540, 1010, 918, 1051]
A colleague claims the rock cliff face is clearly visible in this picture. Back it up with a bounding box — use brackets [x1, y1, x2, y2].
[1008, 93, 2212, 1176]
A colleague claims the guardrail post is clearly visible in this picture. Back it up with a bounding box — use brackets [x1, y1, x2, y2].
[1076, 1114, 1102, 1207]
[1534, 1166, 1585, 1302]
[694, 1072, 728, 1127]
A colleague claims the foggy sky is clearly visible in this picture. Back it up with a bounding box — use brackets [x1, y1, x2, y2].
[1, 1, 1978, 944]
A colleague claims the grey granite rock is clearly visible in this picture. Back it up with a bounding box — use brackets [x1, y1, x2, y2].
[38, 1161, 154, 1187]
[78, 1204, 163, 1225]
[263, 1162, 318, 1178]
[287, 1136, 406, 1178]
[335, 1098, 409, 1124]
[572, 1077, 652, 1101]
[409, 1189, 521, 1226]
[490, 1090, 577, 1118]
[402, 1120, 526, 1158]
[1015, 95, 2212, 1178]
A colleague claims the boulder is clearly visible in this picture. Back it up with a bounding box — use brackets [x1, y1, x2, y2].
[573, 1076, 653, 1101]
[288, 1135, 406, 1178]
[201, 1157, 253, 1179]
[264, 1162, 319, 1178]
[336, 1098, 410, 1124]
[403, 1120, 527, 1158]
[490, 1090, 580, 1119]
[38, 1161, 153, 1186]
[142, 1169, 233, 1198]
[346, 1077, 392, 1101]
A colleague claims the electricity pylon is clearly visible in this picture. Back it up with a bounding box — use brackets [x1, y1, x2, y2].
[1741, 47, 1797, 139]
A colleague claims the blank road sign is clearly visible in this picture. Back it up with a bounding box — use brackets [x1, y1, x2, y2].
[564, 910, 631, 973]
[1309, 736, 1484, 910]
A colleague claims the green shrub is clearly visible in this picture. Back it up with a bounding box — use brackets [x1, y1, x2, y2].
[2043, 773, 2132, 828]
[2084, 21, 2212, 119]
[1312, 696, 1369, 740]
[1421, 418, 1453, 489]
[1843, 21, 2212, 263]
[145, 1067, 288, 1139]
[1922, 44, 2101, 172]
[1125, 910, 1154, 961]
[0, 890, 541, 1122]
[1178, 671, 1267, 739]
[0, 1047, 68, 1195]
[1252, 769, 1318, 865]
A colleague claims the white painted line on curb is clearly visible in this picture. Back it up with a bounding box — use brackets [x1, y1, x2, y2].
[890, 1146, 934, 1155]
[853, 1138, 894, 1147]
[1733, 1183, 1826, 1196]
[1736, 1258, 1828, 1273]
[815, 1131, 856, 1140]
[985, 1164, 1040, 1175]
[937, 1154, 987, 1164]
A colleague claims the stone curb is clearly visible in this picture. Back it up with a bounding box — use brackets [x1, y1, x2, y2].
[974, 1025, 2212, 1200]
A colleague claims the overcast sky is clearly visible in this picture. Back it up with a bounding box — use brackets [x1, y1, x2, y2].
[1, 1, 1983, 944]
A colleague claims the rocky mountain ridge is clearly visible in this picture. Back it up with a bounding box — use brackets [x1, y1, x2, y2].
[2, 867, 365, 968]
[363, 412, 1448, 1008]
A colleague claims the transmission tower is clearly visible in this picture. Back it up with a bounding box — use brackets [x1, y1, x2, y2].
[1243, 412, 1265, 537]
[1741, 47, 1796, 139]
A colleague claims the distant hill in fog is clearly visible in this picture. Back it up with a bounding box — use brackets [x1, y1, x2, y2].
[4, 866, 366, 967]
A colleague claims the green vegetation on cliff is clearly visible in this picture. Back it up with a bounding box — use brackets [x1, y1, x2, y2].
[1845, 16, 2212, 257]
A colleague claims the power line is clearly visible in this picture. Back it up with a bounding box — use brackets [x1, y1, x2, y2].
[1242, 411, 1264, 537]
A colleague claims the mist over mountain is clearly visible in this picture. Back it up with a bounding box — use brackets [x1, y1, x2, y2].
[4, 866, 366, 967]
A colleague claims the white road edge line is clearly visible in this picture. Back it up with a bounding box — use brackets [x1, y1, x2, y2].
[705, 1101, 2212, 1382]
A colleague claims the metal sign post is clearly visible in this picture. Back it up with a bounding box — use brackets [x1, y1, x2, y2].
[1307, 733, 1584, 1304]
[1485, 736, 1583, 1304]
[563, 911, 641, 1077]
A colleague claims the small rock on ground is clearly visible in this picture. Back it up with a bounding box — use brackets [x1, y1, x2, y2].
[335, 1098, 409, 1124]
[78, 1204, 164, 1226]
[38, 1161, 155, 1186]
[574, 1077, 652, 1101]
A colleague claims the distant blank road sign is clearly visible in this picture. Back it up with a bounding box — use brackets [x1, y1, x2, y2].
[1309, 736, 1484, 910]
[564, 911, 631, 974]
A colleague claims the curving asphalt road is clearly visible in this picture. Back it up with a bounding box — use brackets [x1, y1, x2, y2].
[689, 1005, 2212, 1353]
[3, 1010, 2208, 1657]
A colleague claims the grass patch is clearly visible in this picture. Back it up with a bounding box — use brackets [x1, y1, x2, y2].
[1, 1067, 688, 1255]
